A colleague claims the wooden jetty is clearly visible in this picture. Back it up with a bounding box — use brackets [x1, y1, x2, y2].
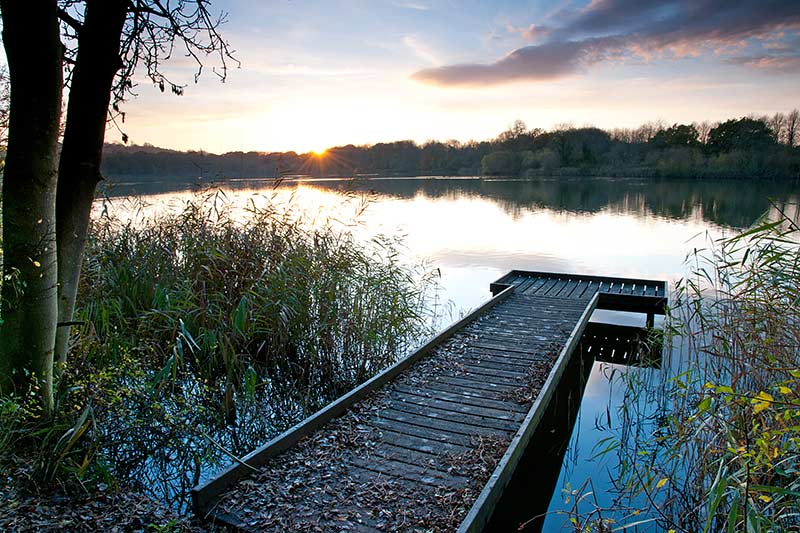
[192, 270, 667, 532]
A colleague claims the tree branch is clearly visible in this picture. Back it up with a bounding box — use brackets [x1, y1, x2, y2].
[57, 7, 83, 33]
[126, 0, 164, 18]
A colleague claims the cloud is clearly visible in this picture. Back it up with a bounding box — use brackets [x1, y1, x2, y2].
[551, 0, 670, 35]
[404, 35, 440, 66]
[507, 24, 553, 42]
[413, 0, 800, 87]
[727, 54, 800, 70]
[412, 38, 624, 86]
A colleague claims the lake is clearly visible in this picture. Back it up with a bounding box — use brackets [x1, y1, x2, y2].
[100, 175, 798, 530]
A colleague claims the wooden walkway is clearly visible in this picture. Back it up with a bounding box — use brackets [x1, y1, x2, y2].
[490, 270, 667, 324]
[192, 271, 667, 532]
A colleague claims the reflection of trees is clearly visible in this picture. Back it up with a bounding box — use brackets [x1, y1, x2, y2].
[306, 178, 797, 229]
[101, 177, 799, 230]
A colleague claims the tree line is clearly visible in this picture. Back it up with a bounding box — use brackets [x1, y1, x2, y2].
[100, 112, 800, 182]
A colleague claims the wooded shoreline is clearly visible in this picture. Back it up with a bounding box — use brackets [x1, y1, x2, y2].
[101, 115, 800, 182]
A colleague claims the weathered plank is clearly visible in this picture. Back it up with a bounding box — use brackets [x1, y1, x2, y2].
[369, 441, 461, 469]
[372, 416, 479, 446]
[387, 391, 525, 422]
[376, 409, 505, 440]
[385, 398, 521, 432]
[370, 427, 471, 455]
[193, 270, 668, 532]
[456, 292, 599, 532]
[457, 353, 541, 374]
[350, 455, 469, 488]
[464, 345, 551, 364]
[392, 384, 529, 413]
[497, 270, 667, 315]
[413, 379, 521, 404]
[432, 375, 516, 394]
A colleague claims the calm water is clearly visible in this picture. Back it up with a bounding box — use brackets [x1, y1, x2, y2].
[101, 176, 797, 530]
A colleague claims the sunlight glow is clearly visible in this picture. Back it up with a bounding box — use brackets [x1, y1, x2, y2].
[100, 180, 737, 311]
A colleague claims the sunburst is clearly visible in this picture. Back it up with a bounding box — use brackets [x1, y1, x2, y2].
[291, 147, 356, 177]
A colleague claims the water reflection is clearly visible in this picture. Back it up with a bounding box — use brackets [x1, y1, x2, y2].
[100, 176, 798, 314]
[93, 176, 797, 525]
[487, 322, 661, 531]
[303, 176, 800, 230]
[103, 176, 800, 230]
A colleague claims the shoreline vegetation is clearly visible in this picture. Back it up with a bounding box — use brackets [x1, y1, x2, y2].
[579, 207, 800, 532]
[101, 112, 800, 182]
[1, 192, 439, 530]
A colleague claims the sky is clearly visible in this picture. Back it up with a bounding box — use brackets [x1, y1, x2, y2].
[110, 0, 800, 154]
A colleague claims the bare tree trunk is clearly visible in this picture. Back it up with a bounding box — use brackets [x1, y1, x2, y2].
[0, 0, 63, 414]
[55, 0, 128, 368]
[786, 109, 799, 148]
[767, 112, 786, 144]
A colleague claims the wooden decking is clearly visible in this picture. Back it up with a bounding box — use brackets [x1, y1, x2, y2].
[192, 271, 667, 532]
[491, 270, 667, 319]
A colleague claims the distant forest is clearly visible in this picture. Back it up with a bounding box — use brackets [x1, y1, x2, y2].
[101, 111, 800, 181]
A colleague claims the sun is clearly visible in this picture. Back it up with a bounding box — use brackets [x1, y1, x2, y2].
[311, 148, 328, 157]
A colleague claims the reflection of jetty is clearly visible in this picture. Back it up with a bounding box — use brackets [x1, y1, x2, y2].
[192, 271, 667, 532]
[584, 322, 664, 368]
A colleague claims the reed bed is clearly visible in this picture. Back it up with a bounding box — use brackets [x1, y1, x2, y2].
[2, 189, 438, 511]
[584, 206, 800, 532]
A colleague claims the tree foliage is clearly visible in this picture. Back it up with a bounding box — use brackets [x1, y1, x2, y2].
[100, 112, 800, 181]
[59, 0, 236, 113]
[707, 117, 775, 153]
[649, 123, 700, 149]
[481, 150, 521, 175]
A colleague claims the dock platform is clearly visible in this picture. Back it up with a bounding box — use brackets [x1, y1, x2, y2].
[192, 271, 667, 532]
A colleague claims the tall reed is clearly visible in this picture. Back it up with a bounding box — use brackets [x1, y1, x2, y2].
[3, 188, 438, 509]
[589, 205, 800, 532]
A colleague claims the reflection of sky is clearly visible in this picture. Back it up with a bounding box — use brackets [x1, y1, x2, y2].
[97, 178, 752, 530]
[540, 337, 694, 531]
[357, 194, 728, 317]
[542, 360, 660, 531]
[99, 180, 731, 313]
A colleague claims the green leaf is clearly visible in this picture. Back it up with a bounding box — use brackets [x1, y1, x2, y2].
[698, 396, 712, 413]
[233, 295, 248, 334]
[244, 366, 257, 399]
[726, 499, 739, 533]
